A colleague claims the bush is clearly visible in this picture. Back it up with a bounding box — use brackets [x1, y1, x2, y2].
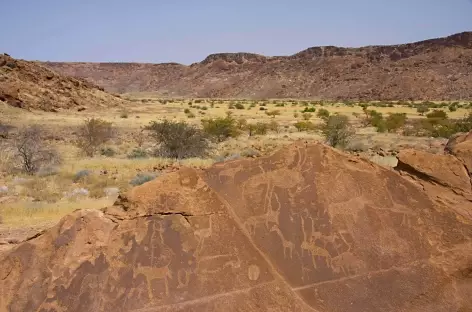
[294, 121, 315, 132]
[302, 107, 316, 113]
[120, 112, 129, 118]
[237, 118, 248, 130]
[73, 169, 91, 183]
[184, 108, 191, 114]
[145, 120, 210, 159]
[302, 112, 313, 120]
[76, 118, 114, 157]
[385, 113, 407, 133]
[268, 120, 279, 133]
[363, 110, 386, 132]
[317, 108, 330, 120]
[259, 107, 266, 111]
[265, 110, 281, 118]
[11, 125, 61, 175]
[320, 115, 354, 148]
[247, 122, 269, 136]
[234, 103, 245, 109]
[416, 106, 429, 115]
[449, 105, 458, 112]
[127, 148, 148, 159]
[201, 115, 240, 142]
[130, 173, 157, 186]
[100, 147, 116, 157]
[426, 110, 448, 120]
[0, 122, 14, 139]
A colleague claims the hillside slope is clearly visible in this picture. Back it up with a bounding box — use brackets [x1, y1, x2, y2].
[0, 54, 125, 111]
[43, 32, 472, 100]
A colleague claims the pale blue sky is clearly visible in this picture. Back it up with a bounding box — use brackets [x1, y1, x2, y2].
[1, 0, 472, 64]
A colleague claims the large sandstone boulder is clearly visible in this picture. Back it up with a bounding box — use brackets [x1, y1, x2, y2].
[445, 130, 472, 177]
[1, 142, 471, 312]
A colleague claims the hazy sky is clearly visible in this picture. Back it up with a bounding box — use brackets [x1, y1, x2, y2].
[1, 0, 472, 64]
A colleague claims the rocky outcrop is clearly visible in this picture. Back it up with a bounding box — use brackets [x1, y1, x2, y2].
[0, 54, 126, 111]
[1, 142, 472, 311]
[43, 31, 472, 100]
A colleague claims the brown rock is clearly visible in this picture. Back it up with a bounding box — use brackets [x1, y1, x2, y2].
[445, 130, 472, 154]
[1, 142, 472, 311]
[397, 149, 471, 194]
[42, 32, 472, 100]
[0, 54, 127, 111]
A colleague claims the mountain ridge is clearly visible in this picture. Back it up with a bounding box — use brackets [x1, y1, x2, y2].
[40, 31, 472, 100]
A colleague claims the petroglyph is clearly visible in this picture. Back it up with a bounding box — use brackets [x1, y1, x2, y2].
[2, 142, 472, 311]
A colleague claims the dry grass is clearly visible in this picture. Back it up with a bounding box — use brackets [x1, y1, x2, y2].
[0, 97, 469, 230]
[0, 198, 114, 226]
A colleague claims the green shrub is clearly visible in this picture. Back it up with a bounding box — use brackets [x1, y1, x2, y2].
[76, 118, 115, 157]
[201, 115, 240, 142]
[385, 113, 407, 133]
[73, 170, 91, 183]
[268, 120, 279, 133]
[100, 147, 116, 157]
[317, 108, 330, 120]
[302, 107, 316, 113]
[247, 122, 269, 136]
[302, 112, 313, 120]
[448, 105, 457, 112]
[294, 121, 315, 132]
[320, 115, 354, 148]
[130, 173, 158, 186]
[235, 103, 245, 109]
[265, 110, 281, 118]
[426, 110, 448, 120]
[416, 106, 429, 115]
[127, 148, 148, 159]
[145, 120, 210, 159]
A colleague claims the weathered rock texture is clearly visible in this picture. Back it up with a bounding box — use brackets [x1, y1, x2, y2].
[0, 54, 126, 111]
[1, 142, 472, 311]
[43, 31, 472, 100]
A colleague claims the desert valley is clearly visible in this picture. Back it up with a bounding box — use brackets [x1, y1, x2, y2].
[0, 30, 472, 311]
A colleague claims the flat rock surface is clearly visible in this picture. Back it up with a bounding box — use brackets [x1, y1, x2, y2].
[1, 142, 471, 311]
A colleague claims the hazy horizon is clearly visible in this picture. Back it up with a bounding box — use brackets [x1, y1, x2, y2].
[1, 0, 472, 64]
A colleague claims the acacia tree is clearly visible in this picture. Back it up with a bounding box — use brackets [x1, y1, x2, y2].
[321, 114, 355, 149]
[145, 120, 210, 159]
[13, 125, 61, 174]
[76, 118, 114, 157]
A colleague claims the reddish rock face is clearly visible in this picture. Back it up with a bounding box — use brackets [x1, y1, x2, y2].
[0, 54, 126, 111]
[1, 142, 472, 312]
[43, 32, 472, 100]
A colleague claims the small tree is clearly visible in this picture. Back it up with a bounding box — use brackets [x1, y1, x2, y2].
[294, 121, 315, 132]
[416, 106, 429, 115]
[0, 121, 14, 139]
[302, 112, 313, 120]
[201, 115, 240, 142]
[321, 115, 354, 148]
[145, 120, 210, 159]
[12, 125, 61, 174]
[247, 122, 270, 136]
[317, 108, 330, 120]
[265, 110, 281, 118]
[385, 113, 407, 133]
[76, 118, 114, 157]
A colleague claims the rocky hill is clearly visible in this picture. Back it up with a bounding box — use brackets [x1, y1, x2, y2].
[43, 31, 472, 100]
[0, 54, 126, 111]
[1, 136, 472, 311]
